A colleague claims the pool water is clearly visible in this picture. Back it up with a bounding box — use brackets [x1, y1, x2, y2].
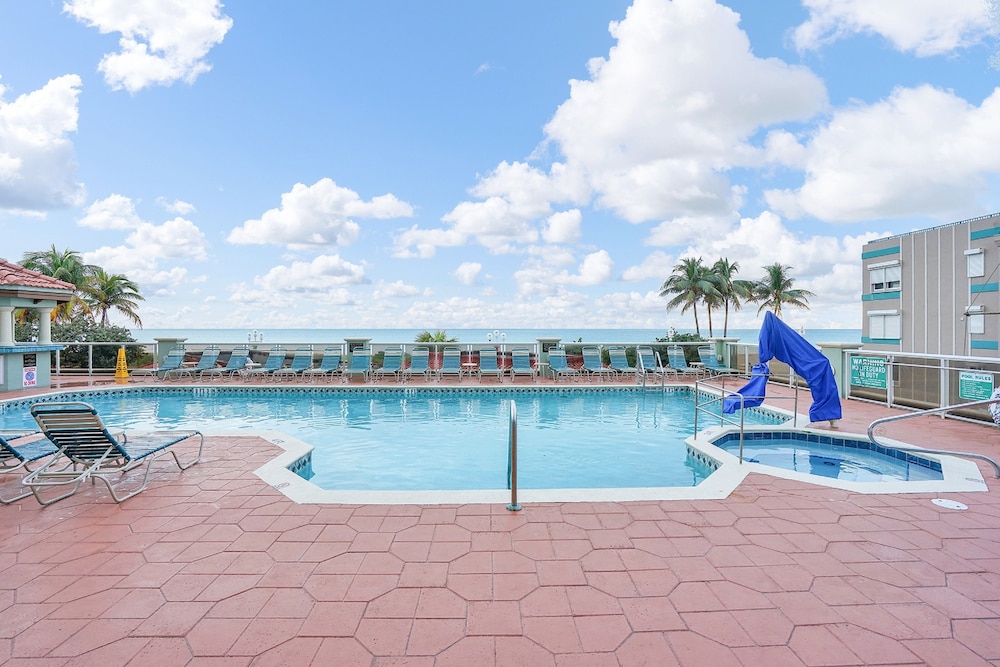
[713, 434, 944, 482]
[2, 388, 788, 491]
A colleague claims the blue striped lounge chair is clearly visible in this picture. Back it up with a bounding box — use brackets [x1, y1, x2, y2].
[25, 402, 203, 505]
[163, 346, 220, 381]
[200, 346, 251, 381]
[607, 345, 638, 383]
[302, 347, 342, 382]
[343, 348, 372, 383]
[131, 346, 186, 381]
[666, 346, 707, 378]
[1, 431, 58, 504]
[438, 347, 463, 382]
[403, 347, 431, 383]
[697, 347, 739, 375]
[636, 346, 673, 383]
[581, 346, 616, 382]
[243, 346, 288, 382]
[509, 348, 537, 383]
[273, 347, 314, 382]
[547, 348, 580, 382]
[477, 348, 504, 383]
[374, 347, 404, 383]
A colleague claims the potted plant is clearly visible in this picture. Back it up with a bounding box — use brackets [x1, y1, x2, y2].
[414, 330, 457, 370]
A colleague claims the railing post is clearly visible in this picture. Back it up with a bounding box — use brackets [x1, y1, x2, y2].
[507, 401, 521, 511]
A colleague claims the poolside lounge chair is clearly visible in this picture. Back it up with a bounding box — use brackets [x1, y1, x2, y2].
[438, 347, 463, 382]
[607, 346, 638, 383]
[403, 347, 431, 383]
[697, 347, 739, 375]
[25, 402, 203, 505]
[509, 347, 537, 383]
[243, 346, 288, 382]
[163, 346, 220, 381]
[343, 348, 372, 383]
[581, 346, 616, 382]
[547, 348, 580, 382]
[273, 347, 314, 382]
[131, 346, 186, 380]
[1, 431, 58, 504]
[302, 347, 342, 382]
[666, 346, 707, 378]
[200, 346, 251, 381]
[636, 346, 673, 383]
[374, 346, 403, 383]
[477, 348, 504, 383]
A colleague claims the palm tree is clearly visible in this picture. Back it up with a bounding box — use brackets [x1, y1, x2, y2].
[711, 258, 754, 337]
[81, 268, 145, 327]
[414, 330, 457, 343]
[753, 263, 815, 318]
[659, 257, 718, 337]
[20, 246, 97, 322]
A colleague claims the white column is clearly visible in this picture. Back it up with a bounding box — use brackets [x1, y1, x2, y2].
[35, 308, 52, 343]
[0, 307, 13, 345]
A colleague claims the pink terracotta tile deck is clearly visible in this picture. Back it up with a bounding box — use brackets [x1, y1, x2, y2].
[1, 379, 999, 665]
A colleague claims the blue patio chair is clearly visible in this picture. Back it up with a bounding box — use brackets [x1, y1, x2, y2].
[273, 347, 314, 382]
[201, 346, 251, 381]
[374, 346, 404, 383]
[477, 348, 504, 383]
[666, 347, 707, 378]
[697, 347, 739, 375]
[343, 348, 372, 383]
[607, 346, 638, 383]
[403, 347, 431, 383]
[26, 402, 203, 505]
[243, 346, 288, 382]
[1, 431, 58, 504]
[302, 347, 342, 383]
[131, 346, 186, 381]
[438, 347, 463, 382]
[636, 346, 673, 383]
[547, 348, 580, 382]
[163, 346, 220, 381]
[581, 346, 616, 382]
[509, 348, 537, 383]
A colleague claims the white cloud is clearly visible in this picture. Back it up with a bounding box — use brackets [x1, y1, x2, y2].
[64, 0, 234, 93]
[78, 193, 143, 229]
[515, 249, 614, 296]
[372, 279, 421, 298]
[793, 0, 993, 56]
[454, 262, 482, 286]
[766, 85, 1000, 222]
[543, 0, 827, 223]
[542, 209, 582, 244]
[229, 178, 413, 248]
[254, 254, 367, 294]
[157, 196, 196, 215]
[622, 250, 676, 282]
[0, 74, 85, 211]
[127, 217, 209, 260]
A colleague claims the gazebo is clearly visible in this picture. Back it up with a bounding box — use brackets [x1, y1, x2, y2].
[0, 259, 75, 392]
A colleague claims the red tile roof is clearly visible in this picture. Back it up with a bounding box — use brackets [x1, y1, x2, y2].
[0, 259, 76, 291]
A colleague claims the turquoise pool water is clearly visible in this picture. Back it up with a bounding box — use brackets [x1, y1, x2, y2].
[712, 432, 944, 482]
[1, 387, 788, 491]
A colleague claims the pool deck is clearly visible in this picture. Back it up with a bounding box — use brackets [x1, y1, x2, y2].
[1, 374, 999, 665]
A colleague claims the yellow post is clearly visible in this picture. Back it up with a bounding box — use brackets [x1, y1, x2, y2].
[115, 346, 129, 384]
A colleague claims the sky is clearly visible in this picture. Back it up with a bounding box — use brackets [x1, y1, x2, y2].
[1, 0, 998, 334]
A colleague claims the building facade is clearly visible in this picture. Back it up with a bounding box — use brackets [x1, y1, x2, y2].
[861, 211, 1000, 357]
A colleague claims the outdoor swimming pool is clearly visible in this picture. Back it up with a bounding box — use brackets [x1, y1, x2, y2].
[1, 386, 787, 492]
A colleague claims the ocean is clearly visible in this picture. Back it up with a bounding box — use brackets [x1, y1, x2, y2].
[133, 327, 862, 346]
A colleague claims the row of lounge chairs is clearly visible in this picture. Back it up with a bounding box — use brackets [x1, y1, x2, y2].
[132, 344, 739, 384]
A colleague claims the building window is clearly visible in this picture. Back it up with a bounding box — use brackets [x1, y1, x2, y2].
[869, 311, 901, 339]
[966, 249, 985, 278]
[969, 313, 986, 334]
[869, 261, 901, 293]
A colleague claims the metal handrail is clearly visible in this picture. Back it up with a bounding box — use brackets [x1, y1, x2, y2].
[867, 399, 1000, 477]
[506, 400, 521, 511]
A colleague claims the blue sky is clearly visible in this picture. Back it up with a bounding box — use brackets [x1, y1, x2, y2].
[1, 0, 998, 333]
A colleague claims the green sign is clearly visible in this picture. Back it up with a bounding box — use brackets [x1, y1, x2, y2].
[850, 356, 887, 389]
[959, 371, 994, 401]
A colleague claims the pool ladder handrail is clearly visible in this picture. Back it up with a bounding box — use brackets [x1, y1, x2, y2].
[867, 398, 1000, 477]
[506, 400, 521, 511]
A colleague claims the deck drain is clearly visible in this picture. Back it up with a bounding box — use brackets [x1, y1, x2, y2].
[931, 498, 968, 510]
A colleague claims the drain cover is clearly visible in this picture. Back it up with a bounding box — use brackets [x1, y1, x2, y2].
[932, 498, 968, 510]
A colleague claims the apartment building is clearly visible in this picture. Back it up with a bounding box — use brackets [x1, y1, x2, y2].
[861, 211, 1000, 357]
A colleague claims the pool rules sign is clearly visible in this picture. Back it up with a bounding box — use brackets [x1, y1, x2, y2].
[850, 356, 887, 389]
[958, 371, 993, 401]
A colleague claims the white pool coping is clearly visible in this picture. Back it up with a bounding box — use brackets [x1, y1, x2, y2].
[244, 419, 989, 505]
